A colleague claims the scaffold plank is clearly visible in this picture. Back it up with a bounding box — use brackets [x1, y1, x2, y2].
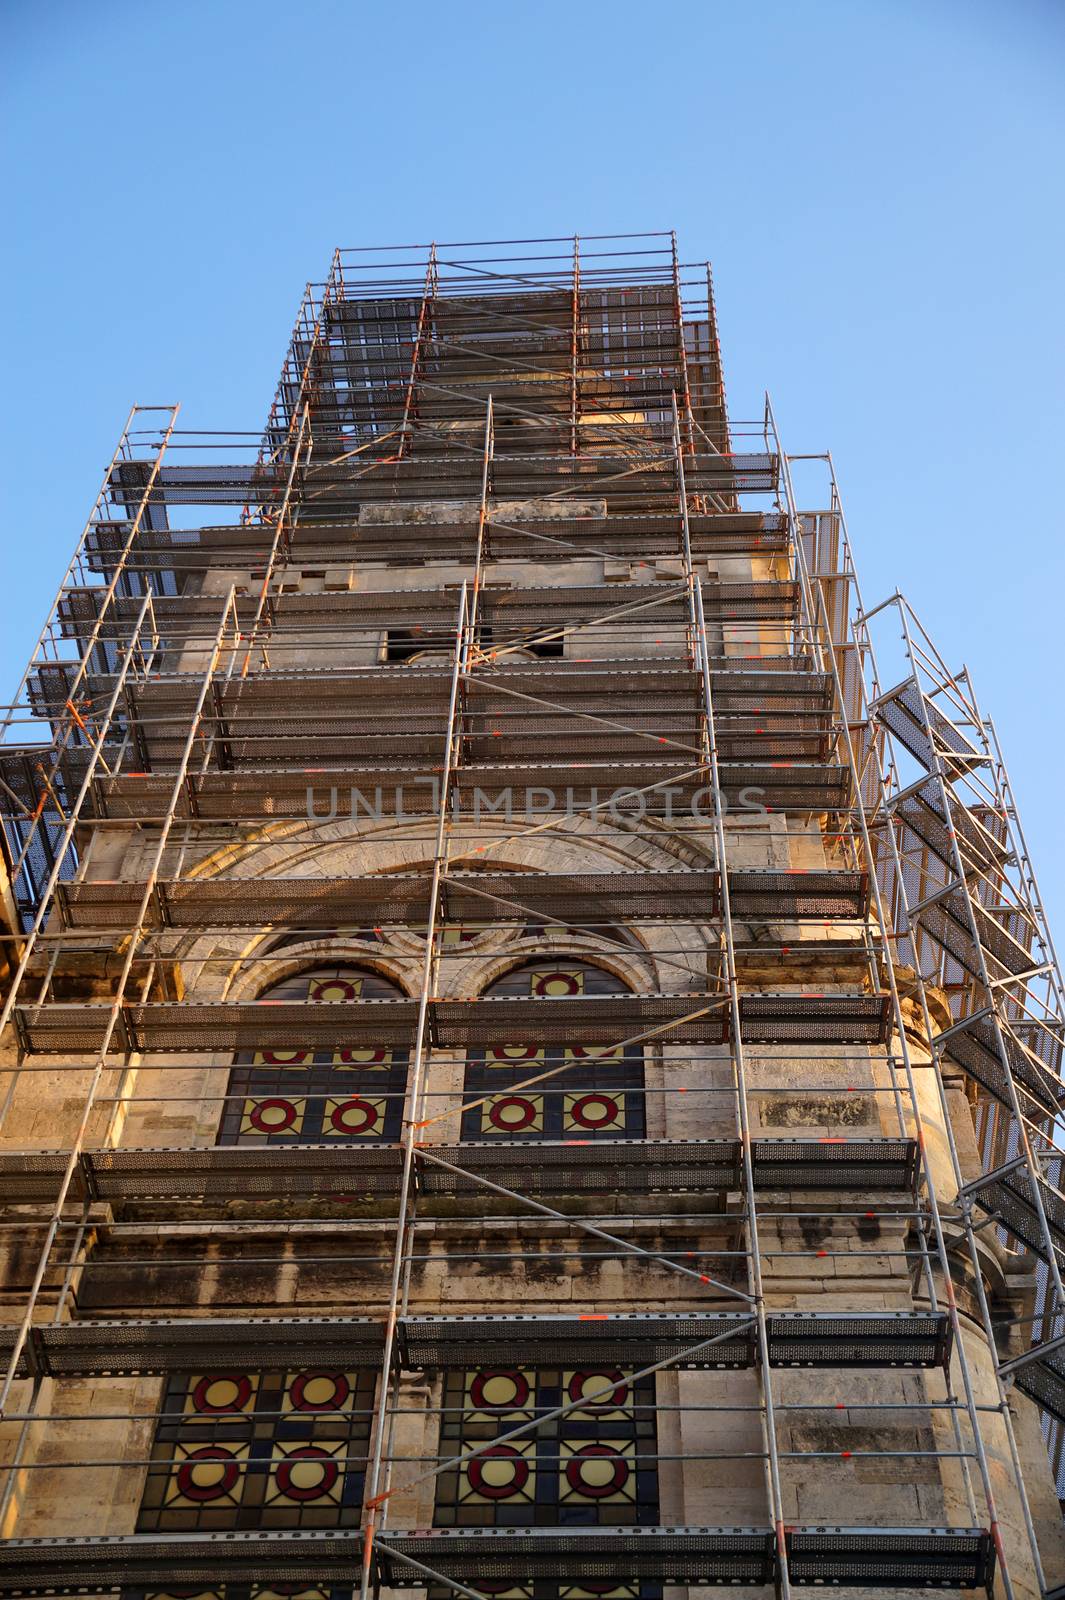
[913, 882, 1035, 981]
[893, 778, 1009, 878]
[376, 1525, 779, 1585]
[966, 1160, 1065, 1270]
[785, 1527, 994, 1590]
[0, 1310, 947, 1381]
[875, 678, 985, 780]
[0, 1524, 996, 1593]
[0, 1138, 920, 1209]
[76, 756, 852, 820]
[400, 1311, 948, 1371]
[83, 510, 792, 576]
[55, 576, 797, 639]
[12, 988, 894, 1053]
[938, 1013, 1063, 1115]
[33, 1315, 383, 1376]
[0, 1530, 365, 1592]
[372, 1526, 994, 1589]
[54, 867, 868, 932]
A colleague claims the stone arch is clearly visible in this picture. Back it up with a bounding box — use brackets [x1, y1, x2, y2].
[219, 940, 417, 1006]
[165, 809, 723, 1007]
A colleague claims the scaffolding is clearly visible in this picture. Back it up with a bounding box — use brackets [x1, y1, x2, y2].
[0, 233, 1061, 1598]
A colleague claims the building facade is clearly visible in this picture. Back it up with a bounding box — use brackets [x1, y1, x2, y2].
[0, 233, 1064, 1600]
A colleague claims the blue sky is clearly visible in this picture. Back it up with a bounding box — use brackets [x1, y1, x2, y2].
[3, 0, 1064, 925]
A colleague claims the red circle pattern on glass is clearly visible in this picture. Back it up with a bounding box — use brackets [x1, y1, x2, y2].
[274, 1444, 339, 1502]
[486, 1096, 538, 1132]
[568, 1093, 621, 1130]
[566, 1369, 629, 1411]
[328, 1098, 379, 1135]
[466, 1444, 530, 1500]
[468, 1370, 532, 1412]
[247, 1098, 298, 1133]
[189, 1374, 254, 1416]
[309, 977, 359, 1002]
[532, 970, 580, 997]
[288, 1372, 351, 1413]
[564, 1443, 630, 1499]
[175, 1445, 242, 1503]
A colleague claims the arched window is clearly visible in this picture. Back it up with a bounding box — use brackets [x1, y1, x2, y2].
[461, 959, 645, 1143]
[217, 964, 407, 1146]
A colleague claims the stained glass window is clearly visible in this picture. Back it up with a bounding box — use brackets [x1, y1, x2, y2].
[137, 1367, 374, 1535]
[461, 961, 645, 1142]
[433, 1365, 659, 1599]
[218, 965, 407, 1146]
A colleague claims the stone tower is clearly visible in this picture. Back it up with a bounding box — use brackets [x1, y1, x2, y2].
[0, 233, 1063, 1600]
